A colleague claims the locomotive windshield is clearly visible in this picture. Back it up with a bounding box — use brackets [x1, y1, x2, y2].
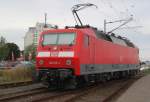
[43, 33, 76, 45]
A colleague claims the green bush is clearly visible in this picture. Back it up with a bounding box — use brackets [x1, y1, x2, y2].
[143, 68, 150, 75]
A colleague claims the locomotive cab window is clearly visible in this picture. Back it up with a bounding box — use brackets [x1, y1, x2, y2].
[84, 35, 89, 47]
[42, 33, 76, 45]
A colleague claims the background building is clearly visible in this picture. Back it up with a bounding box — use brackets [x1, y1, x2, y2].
[24, 27, 36, 48]
[24, 22, 56, 49]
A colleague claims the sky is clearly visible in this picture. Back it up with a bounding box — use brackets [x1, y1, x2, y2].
[0, 0, 150, 61]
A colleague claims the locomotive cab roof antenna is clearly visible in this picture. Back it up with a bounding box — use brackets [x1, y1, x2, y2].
[71, 3, 98, 27]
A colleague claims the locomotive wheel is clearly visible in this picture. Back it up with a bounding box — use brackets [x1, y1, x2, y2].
[66, 76, 86, 89]
[65, 77, 77, 89]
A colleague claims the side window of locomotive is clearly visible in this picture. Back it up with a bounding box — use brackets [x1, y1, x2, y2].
[84, 35, 89, 47]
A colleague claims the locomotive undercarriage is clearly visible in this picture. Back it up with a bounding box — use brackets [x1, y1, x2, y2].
[37, 68, 85, 89]
[37, 68, 139, 89]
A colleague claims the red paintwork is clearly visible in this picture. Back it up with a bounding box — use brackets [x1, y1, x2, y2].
[36, 28, 139, 76]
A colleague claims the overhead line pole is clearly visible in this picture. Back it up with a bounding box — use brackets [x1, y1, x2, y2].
[104, 19, 106, 34]
[44, 13, 47, 28]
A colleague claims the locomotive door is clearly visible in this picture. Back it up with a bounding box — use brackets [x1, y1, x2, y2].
[90, 37, 95, 69]
[83, 34, 95, 73]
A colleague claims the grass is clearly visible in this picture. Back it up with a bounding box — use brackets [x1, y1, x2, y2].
[141, 65, 150, 75]
[0, 66, 35, 84]
[143, 68, 150, 75]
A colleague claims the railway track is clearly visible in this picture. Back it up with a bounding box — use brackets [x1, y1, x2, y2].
[61, 80, 130, 102]
[0, 84, 97, 102]
[32, 84, 99, 102]
[0, 82, 45, 102]
[0, 80, 33, 88]
[0, 88, 47, 102]
[30, 80, 131, 102]
[62, 74, 144, 102]
[25, 79, 139, 102]
[0, 73, 144, 102]
[102, 79, 137, 102]
[102, 73, 144, 102]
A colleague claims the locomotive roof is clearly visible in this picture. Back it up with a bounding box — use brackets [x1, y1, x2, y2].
[92, 28, 135, 48]
[65, 25, 136, 48]
[42, 25, 136, 48]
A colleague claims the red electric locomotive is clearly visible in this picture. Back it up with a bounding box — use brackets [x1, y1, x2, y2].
[36, 3, 140, 88]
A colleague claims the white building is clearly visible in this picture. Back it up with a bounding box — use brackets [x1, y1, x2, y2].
[24, 22, 56, 49]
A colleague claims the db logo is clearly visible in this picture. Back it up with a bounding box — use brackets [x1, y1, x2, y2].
[53, 46, 57, 50]
[50, 52, 58, 57]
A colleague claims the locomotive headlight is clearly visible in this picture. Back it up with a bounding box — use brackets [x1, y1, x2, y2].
[66, 59, 72, 65]
[39, 60, 44, 65]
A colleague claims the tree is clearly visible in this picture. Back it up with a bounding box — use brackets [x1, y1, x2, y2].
[0, 44, 9, 61]
[0, 36, 20, 61]
[0, 36, 6, 46]
[5, 43, 20, 61]
[0, 36, 8, 61]
[24, 44, 36, 61]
